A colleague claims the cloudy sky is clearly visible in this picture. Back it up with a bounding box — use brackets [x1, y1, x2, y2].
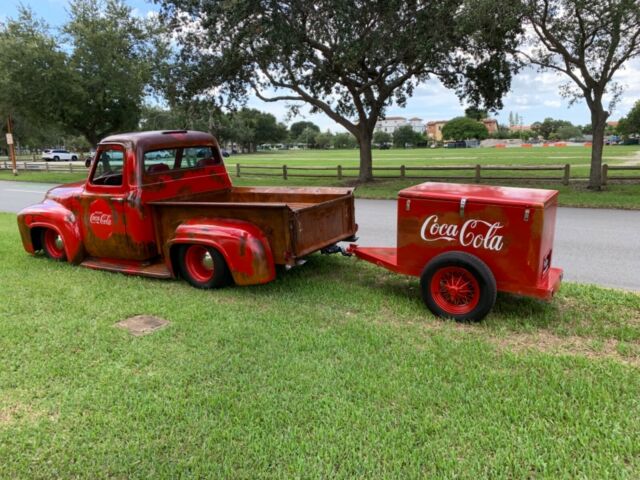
[4, 0, 640, 131]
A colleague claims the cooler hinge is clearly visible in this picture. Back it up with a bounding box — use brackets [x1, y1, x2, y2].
[459, 198, 467, 217]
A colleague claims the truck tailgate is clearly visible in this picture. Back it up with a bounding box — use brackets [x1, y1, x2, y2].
[292, 194, 356, 257]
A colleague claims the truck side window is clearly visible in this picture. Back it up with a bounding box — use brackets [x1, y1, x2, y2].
[143, 149, 179, 174]
[91, 149, 124, 186]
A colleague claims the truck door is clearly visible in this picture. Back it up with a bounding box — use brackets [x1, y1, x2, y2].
[80, 144, 129, 259]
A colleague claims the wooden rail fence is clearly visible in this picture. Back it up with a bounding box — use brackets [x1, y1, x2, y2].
[2, 160, 639, 185]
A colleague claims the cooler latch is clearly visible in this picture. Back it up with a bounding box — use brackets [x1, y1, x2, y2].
[459, 198, 467, 217]
[524, 208, 530, 222]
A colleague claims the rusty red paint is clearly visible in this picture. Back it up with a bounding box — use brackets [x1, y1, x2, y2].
[349, 182, 563, 309]
[17, 130, 357, 287]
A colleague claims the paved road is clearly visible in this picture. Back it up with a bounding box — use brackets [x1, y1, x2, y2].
[1, 180, 639, 291]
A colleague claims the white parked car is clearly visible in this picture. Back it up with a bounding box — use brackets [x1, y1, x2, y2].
[42, 149, 80, 162]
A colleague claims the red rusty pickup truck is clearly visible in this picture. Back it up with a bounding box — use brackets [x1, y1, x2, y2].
[17, 130, 357, 287]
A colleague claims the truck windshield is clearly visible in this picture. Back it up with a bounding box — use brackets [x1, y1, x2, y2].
[91, 149, 125, 186]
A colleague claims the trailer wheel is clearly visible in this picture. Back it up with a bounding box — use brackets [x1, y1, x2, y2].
[41, 228, 66, 261]
[179, 244, 230, 289]
[420, 251, 496, 322]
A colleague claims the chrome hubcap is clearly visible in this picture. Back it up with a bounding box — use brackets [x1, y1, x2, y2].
[54, 235, 64, 250]
[202, 251, 213, 270]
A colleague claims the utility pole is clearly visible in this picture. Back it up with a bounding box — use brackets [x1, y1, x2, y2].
[6, 115, 18, 176]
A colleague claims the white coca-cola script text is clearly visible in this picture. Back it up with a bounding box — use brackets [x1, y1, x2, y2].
[420, 215, 505, 251]
[89, 211, 112, 226]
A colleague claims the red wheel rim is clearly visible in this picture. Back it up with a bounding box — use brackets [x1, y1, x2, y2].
[430, 266, 480, 315]
[185, 245, 215, 282]
[43, 229, 65, 259]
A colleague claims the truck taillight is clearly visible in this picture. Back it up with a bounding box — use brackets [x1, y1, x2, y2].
[542, 250, 552, 274]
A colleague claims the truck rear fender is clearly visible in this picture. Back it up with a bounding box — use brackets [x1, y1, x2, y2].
[168, 219, 275, 286]
[17, 200, 84, 263]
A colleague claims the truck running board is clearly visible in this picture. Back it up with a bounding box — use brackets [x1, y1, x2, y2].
[80, 257, 172, 279]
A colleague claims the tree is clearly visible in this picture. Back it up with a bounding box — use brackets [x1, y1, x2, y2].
[441, 117, 489, 140]
[465, 107, 489, 120]
[617, 100, 640, 135]
[531, 117, 570, 139]
[0, 9, 69, 145]
[159, 0, 522, 181]
[296, 127, 319, 148]
[392, 126, 423, 148]
[289, 121, 320, 140]
[315, 131, 334, 149]
[373, 130, 393, 145]
[520, 0, 640, 189]
[555, 125, 583, 140]
[61, 0, 161, 146]
[333, 133, 357, 149]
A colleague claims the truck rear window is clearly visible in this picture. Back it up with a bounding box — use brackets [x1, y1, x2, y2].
[143, 146, 221, 177]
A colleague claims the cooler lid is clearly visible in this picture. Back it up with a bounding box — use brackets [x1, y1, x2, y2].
[399, 182, 558, 208]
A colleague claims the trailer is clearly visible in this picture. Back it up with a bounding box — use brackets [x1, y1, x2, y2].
[348, 182, 563, 321]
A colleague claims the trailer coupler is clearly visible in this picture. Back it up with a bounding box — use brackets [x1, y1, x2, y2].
[321, 244, 353, 257]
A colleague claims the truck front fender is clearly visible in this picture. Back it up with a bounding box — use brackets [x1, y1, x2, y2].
[168, 218, 275, 286]
[17, 200, 84, 264]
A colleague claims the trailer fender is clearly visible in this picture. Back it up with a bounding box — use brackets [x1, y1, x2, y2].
[168, 218, 275, 286]
[17, 200, 84, 263]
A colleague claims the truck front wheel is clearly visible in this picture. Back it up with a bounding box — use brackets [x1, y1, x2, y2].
[420, 251, 496, 322]
[178, 244, 231, 289]
[40, 228, 66, 261]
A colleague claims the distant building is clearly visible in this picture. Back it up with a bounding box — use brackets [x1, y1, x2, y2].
[426, 120, 447, 141]
[482, 119, 498, 134]
[375, 116, 424, 134]
[509, 124, 532, 132]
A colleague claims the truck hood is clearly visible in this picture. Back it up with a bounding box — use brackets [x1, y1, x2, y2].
[45, 181, 85, 202]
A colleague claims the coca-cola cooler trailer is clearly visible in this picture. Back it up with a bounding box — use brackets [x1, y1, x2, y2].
[348, 182, 563, 321]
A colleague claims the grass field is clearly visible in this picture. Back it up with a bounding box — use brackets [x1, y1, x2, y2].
[1, 213, 639, 478]
[2, 145, 639, 209]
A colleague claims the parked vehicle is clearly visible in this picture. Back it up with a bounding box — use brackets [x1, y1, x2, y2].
[348, 183, 563, 321]
[18, 130, 356, 288]
[42, 149, 80, 162]
[444, 141, 467, 148]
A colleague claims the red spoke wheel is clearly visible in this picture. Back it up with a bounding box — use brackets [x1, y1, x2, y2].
[420, 251, 496, 322]
[179, 244, 231, 289]
[41, 228, 66, 261]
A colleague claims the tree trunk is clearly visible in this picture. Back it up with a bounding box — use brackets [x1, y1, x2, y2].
[357, 130, 373, 182]
[589, 106, 608, 190]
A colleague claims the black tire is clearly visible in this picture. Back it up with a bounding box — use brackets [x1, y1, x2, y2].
[53, 156, 60, 162]
[71, 155, 78, 161]
[420, 251, 496, 322]
[178, 244, 231, 289]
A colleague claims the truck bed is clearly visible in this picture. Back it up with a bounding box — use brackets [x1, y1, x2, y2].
[149, 186, 357, 265]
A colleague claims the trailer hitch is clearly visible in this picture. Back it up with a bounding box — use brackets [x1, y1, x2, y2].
[321, 243, 353, 257]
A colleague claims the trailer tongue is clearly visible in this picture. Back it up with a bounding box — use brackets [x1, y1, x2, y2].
[348, 182, 563, 322]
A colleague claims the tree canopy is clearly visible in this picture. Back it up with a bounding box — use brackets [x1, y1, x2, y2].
[617, 100, 640, 136]
[442, 117, 489, 140]
[520, 0, 640, 188]
[158, 0, 522, 180]
[393, 126, 424, 147]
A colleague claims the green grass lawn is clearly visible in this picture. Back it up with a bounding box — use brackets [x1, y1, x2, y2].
[1, 213, 639, 478]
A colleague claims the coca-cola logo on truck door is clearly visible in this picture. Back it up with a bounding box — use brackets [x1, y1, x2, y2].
[88, 199, 114, 240]
[420, 215, 505, 251]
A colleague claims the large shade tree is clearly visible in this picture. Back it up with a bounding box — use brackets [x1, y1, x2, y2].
[158, 0, 522, 181]
[520, 0, 640, 189]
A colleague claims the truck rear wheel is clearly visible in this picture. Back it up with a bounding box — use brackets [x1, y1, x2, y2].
[420, 251, 496, 322]
[178, 244, 231, 289]
[41, 228, 66, 261]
